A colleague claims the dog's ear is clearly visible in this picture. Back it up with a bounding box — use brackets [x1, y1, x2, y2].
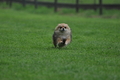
[58, 24, 61, 26]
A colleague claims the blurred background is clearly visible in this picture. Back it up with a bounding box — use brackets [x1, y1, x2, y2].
[0, 0, 120, 18]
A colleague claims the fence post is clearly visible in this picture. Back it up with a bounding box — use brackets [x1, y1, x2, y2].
[22, 0, 26, 7]
[94, 0, 96, 11]
[99, 0, 103, 15]
[6, 0, 9, 5]
[54, 0, 57, 12]
[34, 0, 37, 9]
[9, 0, 12, 8]
[76, 0, 79, 13]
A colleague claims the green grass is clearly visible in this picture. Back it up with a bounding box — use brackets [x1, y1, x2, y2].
[0, 5, 120, 80]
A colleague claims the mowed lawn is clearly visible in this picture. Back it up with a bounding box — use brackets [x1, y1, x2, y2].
[0, 9, 120, 80]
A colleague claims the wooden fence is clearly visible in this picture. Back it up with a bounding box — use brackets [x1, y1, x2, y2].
[1, 0, 120, 15]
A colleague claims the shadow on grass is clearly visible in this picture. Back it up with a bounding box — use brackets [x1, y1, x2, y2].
[45, 46, 77, 51]
[32, 45, 75, 50]
[0, 61, 9, 65]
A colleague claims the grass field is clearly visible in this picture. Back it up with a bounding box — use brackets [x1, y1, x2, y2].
[0, 4, 120, 80]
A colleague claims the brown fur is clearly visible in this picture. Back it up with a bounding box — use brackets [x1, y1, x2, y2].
[52, 23, 72, 47]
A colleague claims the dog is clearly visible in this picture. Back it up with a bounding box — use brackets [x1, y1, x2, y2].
[52, 23, 72, 48]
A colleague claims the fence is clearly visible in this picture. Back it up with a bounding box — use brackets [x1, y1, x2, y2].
[1, 0, 120, 15]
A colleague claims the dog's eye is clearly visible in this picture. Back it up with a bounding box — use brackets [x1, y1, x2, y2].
[59, 27, 62, 29]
